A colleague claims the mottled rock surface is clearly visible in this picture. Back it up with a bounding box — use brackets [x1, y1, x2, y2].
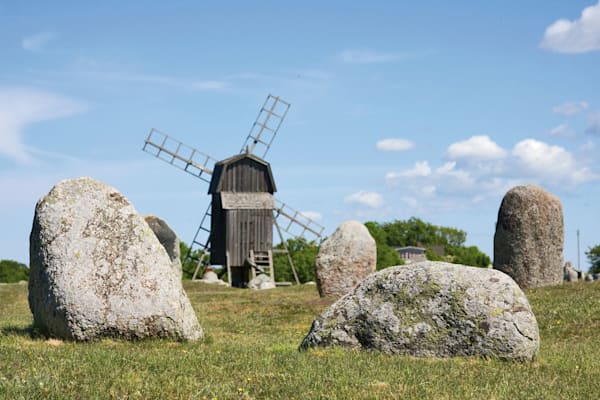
[247, 274, 276, 290]
[315, 221, 376, 298]
[200, 269, 228, 286]
[29, 177, 202, 341]
[301, 261, 539, 361]
[144, 215, 182, 280]
[494, 185, 563, 288]
[563, 262, 578, 282]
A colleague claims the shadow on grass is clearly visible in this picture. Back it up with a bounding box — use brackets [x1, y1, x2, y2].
[0, 325, 46, 339]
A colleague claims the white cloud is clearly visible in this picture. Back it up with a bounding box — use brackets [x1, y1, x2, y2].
[553, 101, 589, 116]
[375, 138, 415, 152]
[344, 191, 384, 208]
[338, 49, 401, 64]
[540, 1, 600, 53]
[512, 139, 596, 185]
[299, 211, 322, 222]
[446, 135, 507, 161]
[386, 161, 431, 181]
[0, 88, 86, 163]
[548, 123, 576, 137]
[586, 111, 600, 134]
[22, 31, 57, 52]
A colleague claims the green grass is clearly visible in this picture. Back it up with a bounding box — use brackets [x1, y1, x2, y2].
[1, 280, 599, 399]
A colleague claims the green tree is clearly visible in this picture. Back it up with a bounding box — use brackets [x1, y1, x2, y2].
[586, 244, 600, 274]
[0, 260, 29, 283]
[365, 218, 489, 269]
[179, 241, 208, 280]
[273, 238, 320, 283]
[364, 222, 403, 270]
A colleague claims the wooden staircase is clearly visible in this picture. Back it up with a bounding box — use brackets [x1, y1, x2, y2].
[248, 250, 274, 281]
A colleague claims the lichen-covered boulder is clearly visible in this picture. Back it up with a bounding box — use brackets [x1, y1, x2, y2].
[29, 177, 202, 341]
[493, 185, 563, 288]
[315, 221, 376, 298]
[301, 261, 539, 361]
[144, 215, 182, 280]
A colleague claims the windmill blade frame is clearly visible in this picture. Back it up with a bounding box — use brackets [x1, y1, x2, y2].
[143, 129, 218, 184]
[240, 94, 291, 158]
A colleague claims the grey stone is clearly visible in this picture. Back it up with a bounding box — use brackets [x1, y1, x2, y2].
[144, 215, 182, 280]
[247, 273, 276, 290]
[29, 177, 202, 341]
[315, 220, 376, 298]
[564, 262, 578, 282]
[200, 268, 228, 286]
[585, 273, 594, 282]
[301, 261, 539, 362]
[494, 185, 564, 288]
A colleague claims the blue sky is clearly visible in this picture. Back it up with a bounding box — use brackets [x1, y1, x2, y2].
[1, 1, 599, 270]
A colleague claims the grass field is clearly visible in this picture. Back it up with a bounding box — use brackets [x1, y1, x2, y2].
[1, 279, 599, 399]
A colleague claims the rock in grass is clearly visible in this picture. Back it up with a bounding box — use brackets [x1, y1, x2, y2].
[144, 215, 182, 280]
[315, 221, 376, 298]
[493, 185, 563, 288]
[300, 261, 539, 361]
[29, 177, 202, 341]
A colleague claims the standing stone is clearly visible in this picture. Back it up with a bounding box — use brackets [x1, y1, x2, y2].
[315, 221, 376, 298]
[493, 185, 563, 288]
[29, 177, 202, 341]
[563, 262, 578, 282]
[144, 215, 182, 280]
[301, 261, 539, 362]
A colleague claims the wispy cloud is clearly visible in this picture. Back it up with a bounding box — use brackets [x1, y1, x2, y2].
[337, 49, 403, 64]
[375, 138, 415, 152]
[0, 87, 86, 163]
[587, 111, 600, 135]
[548, 123, 576, 137]
[344, 191, 384, 208]
[540, 1, 600, 53]
[552, 101, 589, 116]
[300, 211, 323, 221]
[22, 31, 57, 52]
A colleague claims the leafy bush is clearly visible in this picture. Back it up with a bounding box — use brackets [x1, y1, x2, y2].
[273, 238, 320, 283]
[0, 259, 29, 283]
[179, 241, 209, 280]
[365, 218, 490, 269]
[586, 244, 600, 274]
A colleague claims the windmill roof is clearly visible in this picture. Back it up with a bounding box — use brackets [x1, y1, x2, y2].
[208, 152, 277, 193]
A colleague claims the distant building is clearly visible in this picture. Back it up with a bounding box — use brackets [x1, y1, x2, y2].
[394, 246, 427, 263]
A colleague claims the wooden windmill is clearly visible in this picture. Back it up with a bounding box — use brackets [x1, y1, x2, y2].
[142, 95, 324, 287]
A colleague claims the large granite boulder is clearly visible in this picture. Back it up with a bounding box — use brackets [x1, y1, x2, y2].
[29, 177, 202, 341]
[315, 221, 376, 298]
[301, 261, 539, 361]
[144, 215, 182, 280]
[493, 185, 563, 289]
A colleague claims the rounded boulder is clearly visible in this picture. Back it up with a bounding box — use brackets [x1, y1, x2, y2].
[301, 261, 539, 362]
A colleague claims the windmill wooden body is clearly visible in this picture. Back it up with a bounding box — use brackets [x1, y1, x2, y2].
[142, 95, 324, 287]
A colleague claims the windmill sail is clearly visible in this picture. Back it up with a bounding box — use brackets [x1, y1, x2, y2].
[240, 94, 290, 158]
[143, 129, 217, 184]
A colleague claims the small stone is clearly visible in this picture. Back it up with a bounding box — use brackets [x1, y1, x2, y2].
[315, 221, 376, 298]
[247, 274, 276, 290]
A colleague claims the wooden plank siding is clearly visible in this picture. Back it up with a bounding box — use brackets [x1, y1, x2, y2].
[225, 209, 273, 266]
[218, 158, 273, 192]
[208, 154, 277, 268]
